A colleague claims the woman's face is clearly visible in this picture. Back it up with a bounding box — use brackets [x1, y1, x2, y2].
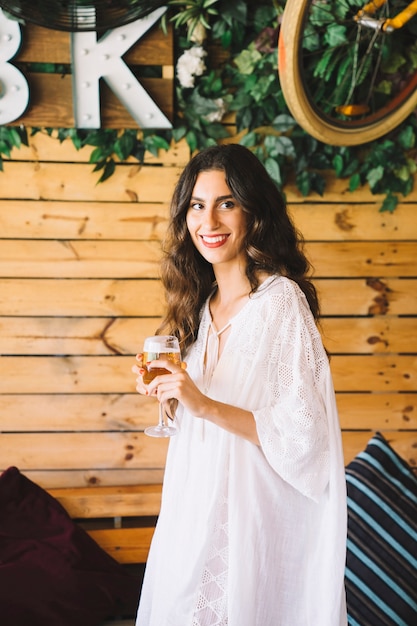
[186, 169, 248, 270]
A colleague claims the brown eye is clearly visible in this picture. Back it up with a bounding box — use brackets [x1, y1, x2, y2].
[220, 201, 235, 210]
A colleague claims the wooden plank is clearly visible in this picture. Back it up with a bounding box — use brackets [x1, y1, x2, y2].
[17, 21, 173, 65]
[0, 241, 415, 278]
[330, 355, 417, 392]
[307, 242, 417, 277]
[10, 432, 417, 490]
[21, 73, 73, 127]
[0, 355, 135, 393]
[0, 200, 417, 241]
[3, 431, 414, 479]
[11, 73, 173, 128]
[0, 279, 164, 316]
[0, 199, 413, 242]
[51, 484, 162, 518]
[0, 317, 160, 355]
[0, 278, 414, 317]
[321, 317, 417, 354]
[336, 393, 417, 429]
[18, 24, 71, 63]
[88, 527, 155, 563]
[0, 161, 181, 202]
[1, 392, 415, 433]
[316, 278, 417, 316]
[0, 355, 134, 393]
[1, 316, 415, 356]
[289, 202, 417, 241]
[23, 468, 165, 489]
[0, 355, 415, 394]
[5, 159, 416, 207]
[0, 432, 169, 470]
[0, 393, 158, 431]
[342, 430, 417, 468]
[0, 240, 163, 278]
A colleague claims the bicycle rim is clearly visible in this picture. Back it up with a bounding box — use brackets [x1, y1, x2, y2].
[278, 0, 417, 145]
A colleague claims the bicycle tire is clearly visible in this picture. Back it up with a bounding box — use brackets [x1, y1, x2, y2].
[278, 0, 417, 146]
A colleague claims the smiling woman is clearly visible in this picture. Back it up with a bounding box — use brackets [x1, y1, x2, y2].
[132, 143, 348, 626]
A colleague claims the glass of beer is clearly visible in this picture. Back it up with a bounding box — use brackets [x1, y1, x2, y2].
[142, 335, 181, 437]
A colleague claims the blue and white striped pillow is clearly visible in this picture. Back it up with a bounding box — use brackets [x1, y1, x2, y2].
[345, 432, 417, 626]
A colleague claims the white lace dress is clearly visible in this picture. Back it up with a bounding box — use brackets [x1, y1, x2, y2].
[135, 276, 347, 626]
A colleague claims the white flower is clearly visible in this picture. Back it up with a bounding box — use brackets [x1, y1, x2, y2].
[176, 45, 207, 89]
[203, 98, 227, 123]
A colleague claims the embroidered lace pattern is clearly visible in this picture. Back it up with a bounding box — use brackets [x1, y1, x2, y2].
[192, 320, 230, 625]
[192, 494, 229, 626]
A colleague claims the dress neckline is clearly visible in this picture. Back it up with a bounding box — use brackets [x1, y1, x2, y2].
[210, 320, 231, 337]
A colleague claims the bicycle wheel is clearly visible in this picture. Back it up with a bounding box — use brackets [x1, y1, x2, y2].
[278, 0, 417, 145]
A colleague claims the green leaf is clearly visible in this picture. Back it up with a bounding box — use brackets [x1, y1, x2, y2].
[204, 122, 229, 140]
[92, 159, 106, 173]
[186, 130, 198, 153]
[145, 134, 170, 152]
[97, 159, 115, 184]
[397, 126, 415, 150]
[172, 126, 188, 142]
[273, 136, 296, 159]
[332, 154, 344, 177]
[264, 157, 282, 186]
[379, 193, 398, 213]
[324, 24, 347, 47]
[311, 172, 326, 196]
[349, 173, 361, 192]
[8, 127, 22, 148]
[272, 114, 296, 132]
[114, 132, 135, 161]
[341, 157, 360, 178]
[89, 147, 105, 163]
[296, 171, 311, 197]
[0, 141, 11, 157]
[240, 131, 257, 147]
[234, 48, 262, 75]
[366, 165, 384, 189]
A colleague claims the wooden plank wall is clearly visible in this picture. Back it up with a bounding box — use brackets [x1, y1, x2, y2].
[0, 131, 416, 490]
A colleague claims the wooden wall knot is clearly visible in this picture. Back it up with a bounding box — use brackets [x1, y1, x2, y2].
[366, 277, 392, 315]
[335, 208, 355, 232]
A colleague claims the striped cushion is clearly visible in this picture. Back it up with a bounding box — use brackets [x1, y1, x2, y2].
[345, 432, 417, 626]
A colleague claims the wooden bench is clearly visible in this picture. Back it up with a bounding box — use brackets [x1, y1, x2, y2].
[50, 483, 162, 626]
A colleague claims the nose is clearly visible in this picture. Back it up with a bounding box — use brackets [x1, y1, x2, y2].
[202, 207, 219, 230]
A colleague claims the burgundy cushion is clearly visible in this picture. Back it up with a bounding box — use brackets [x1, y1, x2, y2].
[0, 466, 140, 626]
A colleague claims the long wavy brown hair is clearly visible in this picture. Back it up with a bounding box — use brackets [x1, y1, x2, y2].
[157, 144, 319, 354]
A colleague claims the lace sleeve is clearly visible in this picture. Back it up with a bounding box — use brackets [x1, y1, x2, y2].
[253, 280, 330, 501]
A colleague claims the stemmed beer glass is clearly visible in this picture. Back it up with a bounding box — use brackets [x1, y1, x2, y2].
[142, 335, 181, 437]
